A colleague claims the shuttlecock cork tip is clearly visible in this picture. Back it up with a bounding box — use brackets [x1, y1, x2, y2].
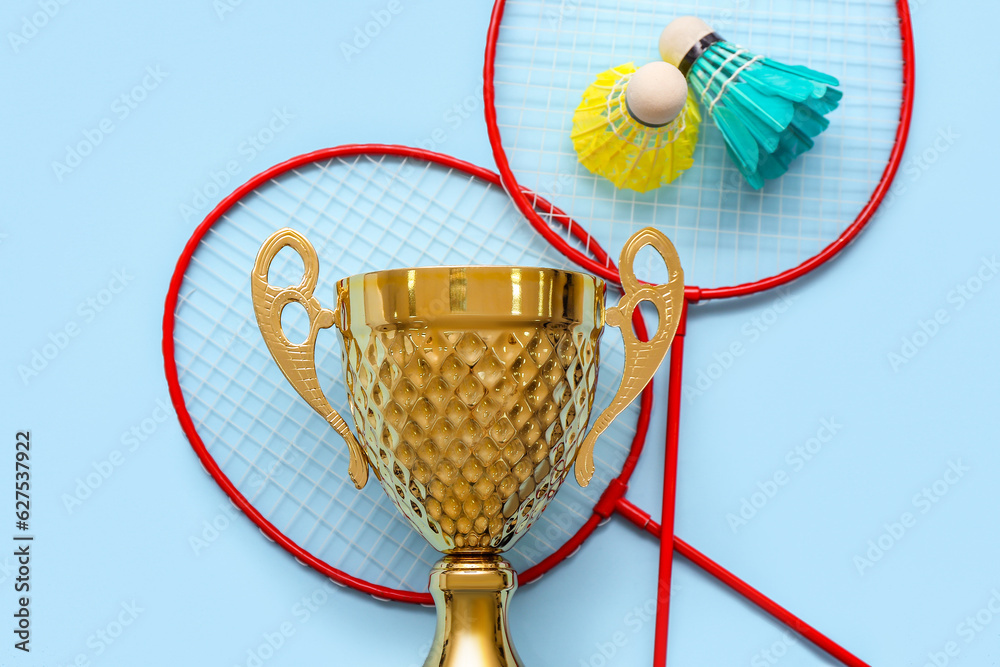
[659, 16, 716, 67]
[624, 62, 688, 127]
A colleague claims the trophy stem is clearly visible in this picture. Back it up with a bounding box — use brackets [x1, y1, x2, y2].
[423, 553, 525, 667]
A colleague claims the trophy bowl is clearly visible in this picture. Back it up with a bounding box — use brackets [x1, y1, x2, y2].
[251, 227, 683, 667]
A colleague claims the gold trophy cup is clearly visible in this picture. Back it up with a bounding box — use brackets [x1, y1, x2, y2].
[250, 227, 683, 667]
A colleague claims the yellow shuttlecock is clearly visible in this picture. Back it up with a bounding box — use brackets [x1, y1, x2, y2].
[571, 61, 701, 192]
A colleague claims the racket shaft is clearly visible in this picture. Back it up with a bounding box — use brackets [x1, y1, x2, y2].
[653, 303, 686, 666]
[616, 499, 869, 667]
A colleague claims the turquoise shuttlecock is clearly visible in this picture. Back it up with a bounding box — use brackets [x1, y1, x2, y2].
[660, 16, 842, 189]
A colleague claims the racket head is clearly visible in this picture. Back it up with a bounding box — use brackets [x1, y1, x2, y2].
[484, 0, 914, 298]
[162, 144, 652, 603]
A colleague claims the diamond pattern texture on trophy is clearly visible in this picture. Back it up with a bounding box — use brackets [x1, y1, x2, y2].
[342, 324, 602, 551]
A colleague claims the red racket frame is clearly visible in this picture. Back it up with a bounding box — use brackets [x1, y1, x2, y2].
[484, 2, 915, 665]
[163, 143, 655, 605]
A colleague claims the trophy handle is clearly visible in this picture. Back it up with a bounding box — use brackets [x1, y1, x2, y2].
[575, 228, 684, 487]
[250, 228, 370, 489]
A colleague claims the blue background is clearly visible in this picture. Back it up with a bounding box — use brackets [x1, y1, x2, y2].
[2, 1, 998, 666]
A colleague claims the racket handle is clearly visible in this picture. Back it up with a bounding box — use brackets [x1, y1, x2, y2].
[250, 228, 371, 489]
[575, 227, 684, 486]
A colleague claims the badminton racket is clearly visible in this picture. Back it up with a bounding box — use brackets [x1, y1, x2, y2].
[162, 144, 848, 658]
[484, 1, 914, 665]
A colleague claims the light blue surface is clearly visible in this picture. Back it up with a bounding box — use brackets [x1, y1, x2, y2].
[1, 1, 998, 666]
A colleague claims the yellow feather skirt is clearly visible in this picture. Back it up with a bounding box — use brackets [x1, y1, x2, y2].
[571, 63, 701, 193]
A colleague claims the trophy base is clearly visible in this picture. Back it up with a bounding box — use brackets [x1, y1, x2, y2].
[423, 553, 525, 667]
